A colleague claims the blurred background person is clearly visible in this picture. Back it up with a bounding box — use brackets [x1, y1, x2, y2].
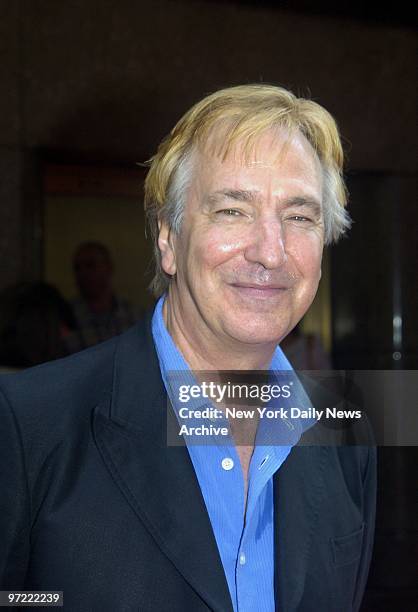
[65, 241, 140, 353]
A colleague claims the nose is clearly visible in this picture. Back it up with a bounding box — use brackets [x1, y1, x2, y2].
[244, 218, 287, 269]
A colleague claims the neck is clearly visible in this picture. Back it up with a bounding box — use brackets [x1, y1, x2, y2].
[163, 291, 276, 371]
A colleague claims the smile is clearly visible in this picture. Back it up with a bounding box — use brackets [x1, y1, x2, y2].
[229, 284, 289, 299]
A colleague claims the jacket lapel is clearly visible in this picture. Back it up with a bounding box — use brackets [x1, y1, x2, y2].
[93, 314, 233, 612]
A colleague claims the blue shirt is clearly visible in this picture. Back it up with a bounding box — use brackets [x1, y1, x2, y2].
[152, 296, 307, 612]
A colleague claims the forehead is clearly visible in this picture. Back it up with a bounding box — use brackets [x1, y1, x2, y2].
[191, 128, 323, 197]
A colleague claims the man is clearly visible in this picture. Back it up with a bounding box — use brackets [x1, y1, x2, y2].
[0, 85, 376, 611]
[65, 241, 139, 353]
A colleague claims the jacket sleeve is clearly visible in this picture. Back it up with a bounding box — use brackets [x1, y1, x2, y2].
[0, 387, 31, 588]
[353, 445, 377, 612]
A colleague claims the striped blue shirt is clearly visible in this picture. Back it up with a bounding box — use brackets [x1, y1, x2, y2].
[152, 296, 305, 612]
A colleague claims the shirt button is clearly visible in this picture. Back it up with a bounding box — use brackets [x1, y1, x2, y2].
[239, 552, 246, 565]
[221, 457, 234, 471]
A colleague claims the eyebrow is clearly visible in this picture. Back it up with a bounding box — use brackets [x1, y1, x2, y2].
[206, 189, 260, 205]
[282, 196, 322, 217]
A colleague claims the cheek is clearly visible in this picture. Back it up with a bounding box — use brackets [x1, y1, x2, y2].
[287, 232, 323, 280]
[188, 226, 247, 271]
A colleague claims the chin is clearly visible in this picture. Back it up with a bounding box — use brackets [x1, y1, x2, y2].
[222, 315, 288, 348]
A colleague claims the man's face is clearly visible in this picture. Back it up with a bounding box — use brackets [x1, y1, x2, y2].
[74, 246, 113, 300]
[160, 129, 325, 349]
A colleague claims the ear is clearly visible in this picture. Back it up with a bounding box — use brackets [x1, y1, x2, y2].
[157, 219, 177, 276]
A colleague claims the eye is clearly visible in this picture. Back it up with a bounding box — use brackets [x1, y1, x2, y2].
[216, 208, 243, 217]
[288, 215, 312, 223]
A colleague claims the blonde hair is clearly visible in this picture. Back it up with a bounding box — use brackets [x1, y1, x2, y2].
[144, 84, 350, 296]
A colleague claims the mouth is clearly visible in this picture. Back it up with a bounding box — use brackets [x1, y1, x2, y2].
[229, 283, 289, 299]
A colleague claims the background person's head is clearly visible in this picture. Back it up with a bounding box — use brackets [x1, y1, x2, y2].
[73, 242, 113, 303]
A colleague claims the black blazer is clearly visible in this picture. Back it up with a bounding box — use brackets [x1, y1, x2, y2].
[0, 314, 376, 611]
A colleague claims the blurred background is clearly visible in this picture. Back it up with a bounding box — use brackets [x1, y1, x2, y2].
[0, 0, 416, 608]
